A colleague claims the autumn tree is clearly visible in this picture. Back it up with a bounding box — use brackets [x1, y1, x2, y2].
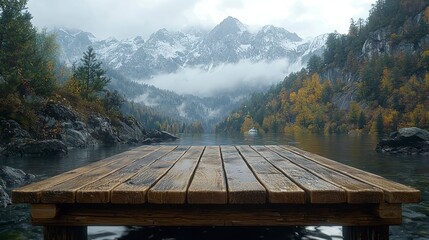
[348, 101, 362, 125]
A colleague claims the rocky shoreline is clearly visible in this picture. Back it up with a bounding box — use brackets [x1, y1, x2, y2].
[0, 102, 177, 157]
[376, 127, 429, 155]
[0, 166, 35, 208]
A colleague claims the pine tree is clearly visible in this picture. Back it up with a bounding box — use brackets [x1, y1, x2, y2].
[73, 46, 110, 100]
[0, 0, 36, 96]
[358, 111, 366, 129]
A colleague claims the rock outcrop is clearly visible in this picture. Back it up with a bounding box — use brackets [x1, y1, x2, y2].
[362, 11, 429, 60]
[116, 116, 147, 144]
[87, 114, 121, 144]
[0, 120, 32, 147]
[2, 139, 68, 157]
[1, 102, 178, 157]
[376, 127, 429, 155]
[143, 130, 179, 144]
[0, 166, 35, 208]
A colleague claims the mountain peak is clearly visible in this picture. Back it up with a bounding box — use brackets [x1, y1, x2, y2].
[208, 16, 248, 40]
[220, 16, 247, 32]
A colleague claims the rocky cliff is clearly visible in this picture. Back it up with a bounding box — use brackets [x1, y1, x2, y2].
[0, 102, 177, 157]
[362, 10, 429, 59]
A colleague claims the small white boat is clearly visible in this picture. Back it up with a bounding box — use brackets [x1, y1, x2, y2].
[248, 127, 257, 134]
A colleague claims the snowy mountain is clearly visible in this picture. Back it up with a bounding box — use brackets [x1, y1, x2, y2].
[53, 17, 327, 131]
[54, 16, 326, 79]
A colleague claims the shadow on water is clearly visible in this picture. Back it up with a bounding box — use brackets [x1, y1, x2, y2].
[115, 226, 342, 240]
[1, 133, 428, 239]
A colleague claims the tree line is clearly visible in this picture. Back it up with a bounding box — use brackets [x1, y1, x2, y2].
[0, 0, 195, 136]
[216, 0, 429, 137]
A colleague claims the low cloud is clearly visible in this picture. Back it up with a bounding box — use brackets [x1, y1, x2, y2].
[139, 59, 303, 97]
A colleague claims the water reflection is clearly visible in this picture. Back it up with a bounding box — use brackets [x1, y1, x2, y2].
[0, 133, 427, 240]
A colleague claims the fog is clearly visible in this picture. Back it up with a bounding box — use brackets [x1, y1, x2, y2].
[139, 58, 303, 97]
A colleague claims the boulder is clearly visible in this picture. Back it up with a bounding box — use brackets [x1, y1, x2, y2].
[42, 102, 78, 122]
[376, 127, 429, 155]
[61, 129, 91, 148]
[117, 116, 147, 144]
[0, 120, 32, 146]
[0, 185, 10, 208]
[145, 130, 178, 143]
[87, 114, 120, 144]
[0, 166, 35, 208]
[2, 139, 68, 157]
[0, 166, 35, 187]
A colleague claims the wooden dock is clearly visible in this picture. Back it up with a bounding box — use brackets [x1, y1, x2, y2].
[12, 145, 420, 240]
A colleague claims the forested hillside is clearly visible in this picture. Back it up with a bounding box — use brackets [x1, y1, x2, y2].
[217, 0, 429, 136]
[0, 0, 185, 148]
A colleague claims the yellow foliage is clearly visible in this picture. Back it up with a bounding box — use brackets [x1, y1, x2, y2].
[382, 108, 399, 130]
[289, 92, 297, 102]
[63, 77, 82, 95]
[262, 115, 276, 130]
[408, 104, 428, 128]
[380, 68, 393, 95]
[283, 124, 310, 135]
[348, 101, 361, 124]
[241, 115, 256, 133]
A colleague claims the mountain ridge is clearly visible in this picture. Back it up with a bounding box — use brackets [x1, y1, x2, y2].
[53, 16, 326, 80]
[53, 16, 327, 131]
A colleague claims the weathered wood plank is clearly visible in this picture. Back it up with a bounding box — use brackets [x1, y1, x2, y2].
[148, 146, 204, 204]
[280, 145, 421, 203]
[76, 146, 177, 203]
[12, 146, 159, 203]
[267, 145, 384, 203]
[236, 145, 305, 204]
[252, 146, 346, 203]
[39, 146, 175, 203]
[221, 146, 266, 204]
[111, 146, 190, 204]
[187, 146, 227, 204]
[32, 204, 58, 219]
[32, 203, 402, 227]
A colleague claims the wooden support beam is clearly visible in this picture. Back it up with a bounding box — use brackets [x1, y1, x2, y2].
[32, 203, 402, 227]
[32, 204, 58, 219]
[343, 226, 389, 240]
[44, 226, 87, 240]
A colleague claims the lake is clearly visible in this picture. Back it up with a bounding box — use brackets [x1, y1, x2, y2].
[1, 133, 427, 240]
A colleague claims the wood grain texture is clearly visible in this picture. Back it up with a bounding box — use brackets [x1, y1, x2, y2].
[267, 145, 384, 203]
[32, 204, 58, 219]
[221, 146, 266, 204]
[12, 146, 159, 203]
[76, 146, 177, 203]
[187, 146, 227, 204]
[236, 145, 305, 204]
[111, 146, 190, 204]
[32, 203, 402, 227]
[39, 146, 171, 203]
[148, 146, 204, 204]
[280, 145, 421, 203]
[252, 146, 346, 203]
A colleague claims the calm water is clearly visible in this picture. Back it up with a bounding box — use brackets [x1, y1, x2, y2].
[0, 133, 427, 240]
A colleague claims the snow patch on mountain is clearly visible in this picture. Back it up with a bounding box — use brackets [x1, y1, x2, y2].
[54, 16, 326, 81]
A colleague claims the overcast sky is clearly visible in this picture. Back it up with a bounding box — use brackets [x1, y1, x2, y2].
[28, 0, 375, 40]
